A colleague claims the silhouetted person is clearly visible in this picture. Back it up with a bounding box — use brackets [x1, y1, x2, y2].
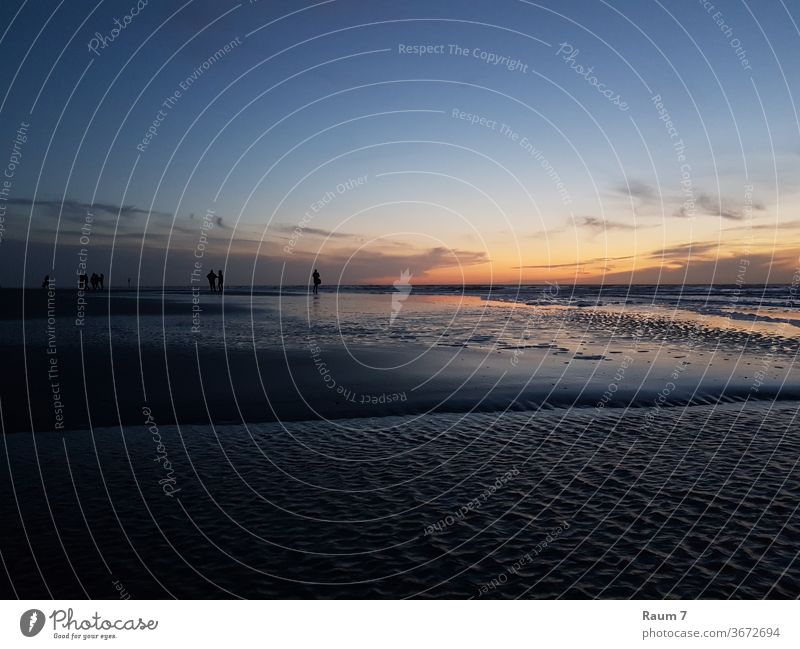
[99, 273, 104, 290]
[127, 277, 131, 289]
[217, 270, 223, 292]
[90, 273, 99, 290]
[312, 269, 321, 295]
[206, 270, 217, 292]
[41, 275, 49, 289]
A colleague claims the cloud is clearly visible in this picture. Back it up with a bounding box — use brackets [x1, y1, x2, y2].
[512, 253, 636, 270]
[675, 192, 766, 220]
[189, 212, 228, 229]
[513, 261, 587, 270]
[612, 180, 767, 222]
[8, 197, 171, 220]
[574, 215, 637, 232]
[648, 241, 721, 258]
[727, 219, 800, 231]
[696, 194, 744, 221]
[270, 223, 358, 239]
[3, 197, 241, 250]
[702, 193, 764, 220]
[292, 244, 490, 283]
[615, 179, 656, 202]
[596, 251, 799, 284]
[527, 215, 640, 239]
[4, 196, 176, 244]
[2, 232, 491, 286]
[513, 242, 728, 273]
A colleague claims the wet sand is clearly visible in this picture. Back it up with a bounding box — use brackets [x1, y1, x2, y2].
[1, 402, 798, 598]
[1, 288, 799, 434]
[1, 287, 799, 598]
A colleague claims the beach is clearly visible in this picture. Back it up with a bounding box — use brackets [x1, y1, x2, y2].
[4, 2, 800, 641]
[2, 402, 798, 598]
[1, 284, 799, 598]
[1, 285, 798, 433]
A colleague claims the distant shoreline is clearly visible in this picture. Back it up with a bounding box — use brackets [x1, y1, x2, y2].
[0, 282, 796, 290]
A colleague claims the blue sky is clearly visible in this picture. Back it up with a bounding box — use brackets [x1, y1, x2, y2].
[1, 0, 798, 286]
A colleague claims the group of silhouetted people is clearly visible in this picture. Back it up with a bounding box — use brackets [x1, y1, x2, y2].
[206, 269, 224, 292]
[78, 272, 104, 290]
[42, 273, 105, 290]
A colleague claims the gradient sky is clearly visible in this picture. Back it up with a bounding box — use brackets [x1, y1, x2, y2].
[1, 0, 799, 286]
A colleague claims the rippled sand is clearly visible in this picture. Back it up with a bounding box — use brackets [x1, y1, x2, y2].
[2, 401, 798, 598]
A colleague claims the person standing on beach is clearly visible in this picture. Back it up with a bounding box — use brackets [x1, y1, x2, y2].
[312, 269, 321, 295]
[99, 273, 104, 290]
[90, 273, 98, 290]
[217, 269, 224, 292]
[206, 270, 217, 292]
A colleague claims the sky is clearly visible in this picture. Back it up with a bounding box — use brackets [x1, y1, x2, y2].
[0, 0, 799, 287]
